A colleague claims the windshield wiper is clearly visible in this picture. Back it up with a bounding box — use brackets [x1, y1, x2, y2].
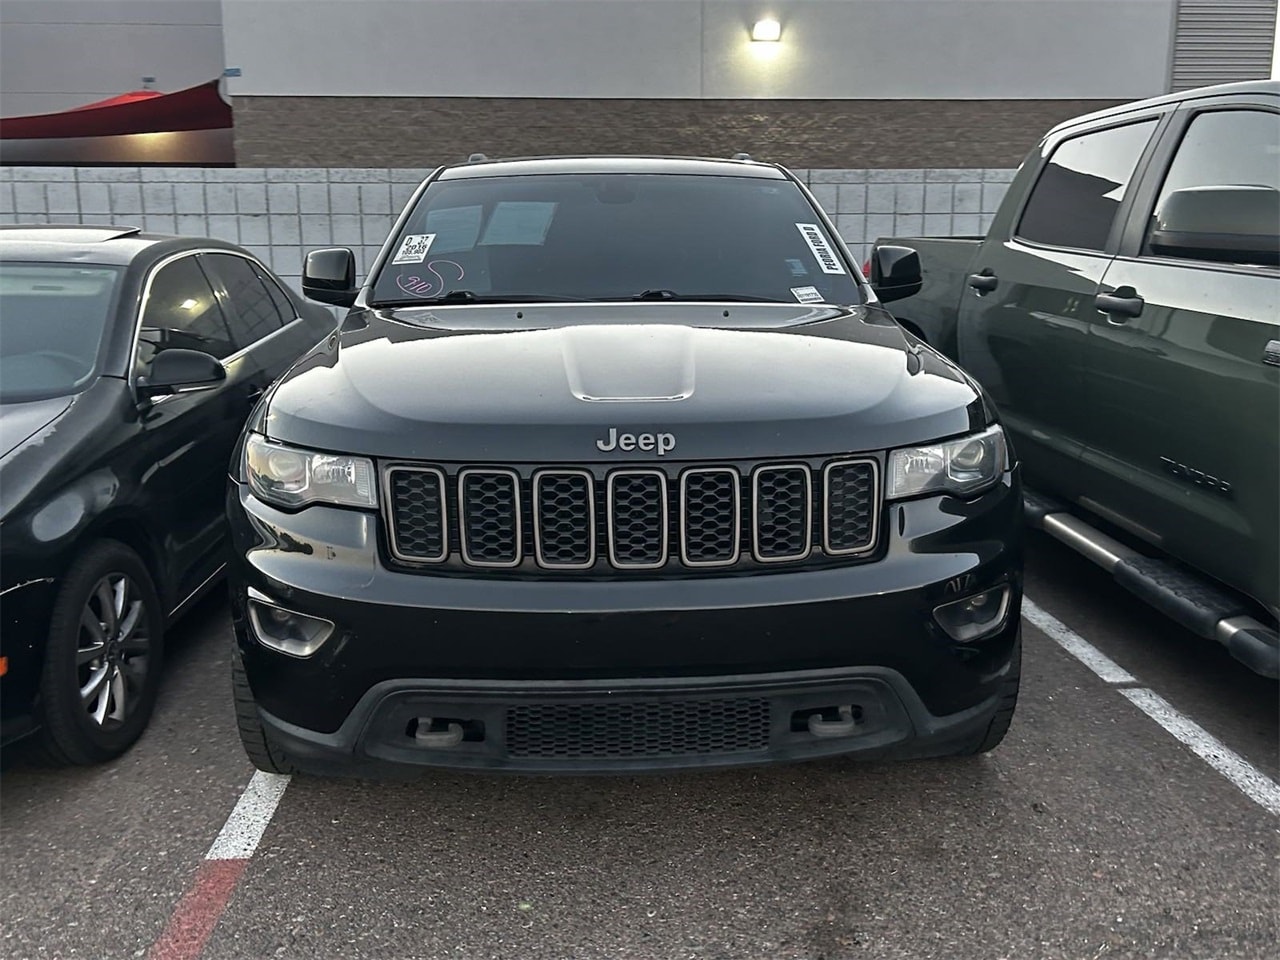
[372, 291, 593, 307]
[600, 290, 792, 303]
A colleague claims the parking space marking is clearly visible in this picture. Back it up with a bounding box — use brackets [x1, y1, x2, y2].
[1119, 688, 1280, 817]
[148, 772, 292, 960]
[206, 771, 292, 859]
[1022, 600, 1137, 684]
[1024, 597, 1280, 817]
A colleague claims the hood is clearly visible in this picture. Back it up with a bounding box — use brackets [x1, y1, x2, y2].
[262, 304, 987, 461]
[0, 394, 75, 461]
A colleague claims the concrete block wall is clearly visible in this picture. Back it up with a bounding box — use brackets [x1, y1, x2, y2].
[0, 167, 1015, 292]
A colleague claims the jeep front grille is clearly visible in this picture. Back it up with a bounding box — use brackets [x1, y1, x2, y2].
[384, 456, 879, 576]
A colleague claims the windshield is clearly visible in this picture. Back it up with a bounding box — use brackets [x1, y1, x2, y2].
[370, 173, 863, 307]
[0, 262, 123, 403]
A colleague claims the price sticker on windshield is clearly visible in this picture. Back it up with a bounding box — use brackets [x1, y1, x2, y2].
[791, 286, 824, 303]
[392, 233, 436, 264]
[795, 223, 846, 275]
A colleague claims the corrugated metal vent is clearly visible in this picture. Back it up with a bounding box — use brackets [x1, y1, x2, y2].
[1170, 0, 1278, 91]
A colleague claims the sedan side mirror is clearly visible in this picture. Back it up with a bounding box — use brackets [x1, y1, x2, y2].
[870, 245, 923, 304]
[1149, 186, 1280, 267]
[137, 348, 226, 401]
[302, 248, 358, 307]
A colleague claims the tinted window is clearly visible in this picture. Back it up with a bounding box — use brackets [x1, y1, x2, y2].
[0, 262, 123, 402]
[370, 173, 863, 306]
[137, 255, 234, 370]
[202, 253, 285, 350]
[260, 269, 298, 322]
[1145, 109, 1280, 264]
[1017, 120, 1158, 251]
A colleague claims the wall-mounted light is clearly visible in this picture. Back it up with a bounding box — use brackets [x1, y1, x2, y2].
[751, 18, 781, 42]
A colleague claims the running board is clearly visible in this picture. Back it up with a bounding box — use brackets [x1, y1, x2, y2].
[1024, 493, 1279, 678]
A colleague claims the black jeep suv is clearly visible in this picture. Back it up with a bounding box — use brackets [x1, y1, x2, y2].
[226, 156, 1023, 776]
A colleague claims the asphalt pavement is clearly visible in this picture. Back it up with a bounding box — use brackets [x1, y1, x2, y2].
[2, 529, 1276, 960]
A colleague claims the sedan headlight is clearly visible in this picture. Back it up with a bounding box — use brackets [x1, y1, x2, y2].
[886, 425, 1007, 500]
[244, 433, 377, 509]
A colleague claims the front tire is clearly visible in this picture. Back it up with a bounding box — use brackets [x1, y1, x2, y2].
[231, 646, 295, 774]
[35, 540, 164, 765]
[963, 629, 1022, 755]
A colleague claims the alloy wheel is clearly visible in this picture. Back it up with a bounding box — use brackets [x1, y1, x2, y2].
[75, 573, 151, 729]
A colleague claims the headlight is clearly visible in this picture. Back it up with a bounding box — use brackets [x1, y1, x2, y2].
[244, 433, 377, 509]
[886, 425, 1007, 500]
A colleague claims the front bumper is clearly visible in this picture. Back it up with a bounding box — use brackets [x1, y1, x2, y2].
[257, 662, 1009, 777]
[228, 470, 1022, 774]
[0, 573, 57, 745]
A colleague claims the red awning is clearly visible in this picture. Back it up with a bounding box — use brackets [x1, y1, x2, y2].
[0, 78, 231, 140]
[67, 90, 164, 111]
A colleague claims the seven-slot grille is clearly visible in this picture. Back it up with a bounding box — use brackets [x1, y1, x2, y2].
[385, 457, 879, 574]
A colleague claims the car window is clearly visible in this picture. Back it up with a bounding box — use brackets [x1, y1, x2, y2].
[136, 255, 235, 372]
[259, 267, 299, 322]
[369, 173, 864, 306]
[201, 253, 287, 351]
[1143, 109, 1280, 266]
[1016, 119, 1158, 252]
[0, 262, 123, 403]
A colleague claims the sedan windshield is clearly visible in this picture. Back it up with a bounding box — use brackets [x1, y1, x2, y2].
[0, 262, 123, 403]
[370, 173, 863, 307]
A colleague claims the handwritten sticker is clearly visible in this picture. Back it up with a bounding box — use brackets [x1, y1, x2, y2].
[392, 233, 436, 265]
[395, 260, 465, 298]
[791, 286, 824, 304]
[795, 223, 846, 275]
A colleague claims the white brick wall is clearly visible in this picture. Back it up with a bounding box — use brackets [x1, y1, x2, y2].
[0, 166, 1015, 292]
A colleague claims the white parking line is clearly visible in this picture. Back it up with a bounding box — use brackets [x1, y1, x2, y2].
[148, 772, 292, 960]
[1022, 600, 1137, 684]
[205, 771, 292, 859]
[1119, 688, 1280, 817]
[1023, 596, 1280, 817]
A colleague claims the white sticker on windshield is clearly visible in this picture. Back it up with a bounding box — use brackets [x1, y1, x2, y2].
[795, 223, 846, 275]
[392, 233, 436, 264]
[791, 285, 824, 304]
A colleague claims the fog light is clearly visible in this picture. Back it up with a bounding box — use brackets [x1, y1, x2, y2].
[933, 586, 1011, 643]
[247, 598, 334, 657]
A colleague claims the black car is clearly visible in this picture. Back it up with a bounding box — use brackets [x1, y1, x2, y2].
[0, 225, 335, 764]
[227, 157, 1023, 777]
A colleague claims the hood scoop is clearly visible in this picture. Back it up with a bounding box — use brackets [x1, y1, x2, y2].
[560, 325, 696, 402]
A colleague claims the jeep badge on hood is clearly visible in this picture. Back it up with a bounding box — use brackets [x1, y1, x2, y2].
[595, 428, 676, 456]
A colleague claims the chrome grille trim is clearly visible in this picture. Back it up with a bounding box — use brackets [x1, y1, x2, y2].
[822, 458, 881, 557]
[457, 467, 523, 568]
[383, 456, 880, 574]
[678, 467, 742, 568]
[751, 463, 812, 564]
[383, 465, 448, 563]
[606, 469, 669, 570]
[532, 469, 597, 570]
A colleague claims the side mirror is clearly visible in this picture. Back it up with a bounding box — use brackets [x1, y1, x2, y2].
[869, 245, 923, 304]
[1149, 186, 1280, 267]
[137, 349, 226, 400]
[302, 248, 358, 307]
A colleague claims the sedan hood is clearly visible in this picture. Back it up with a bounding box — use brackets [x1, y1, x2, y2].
[262, 304, 987, 461]
[0, 394, 75, 461]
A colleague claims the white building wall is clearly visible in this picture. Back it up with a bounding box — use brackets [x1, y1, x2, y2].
[0, 164, 1016, 293]
[0, 1, 225, 117]
[220, 0, 1177, 100]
